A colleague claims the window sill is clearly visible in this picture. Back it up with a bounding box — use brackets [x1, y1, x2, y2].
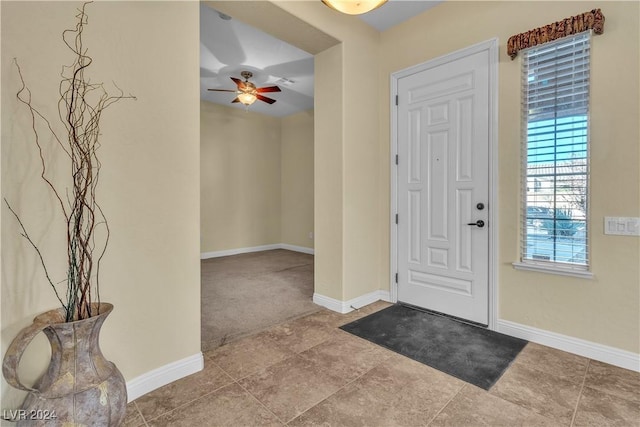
[512, 262, 594, 279]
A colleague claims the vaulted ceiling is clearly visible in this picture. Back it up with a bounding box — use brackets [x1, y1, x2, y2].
[200, 1, 442, 117]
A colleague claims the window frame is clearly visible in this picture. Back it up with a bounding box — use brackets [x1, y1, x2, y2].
[513, 31, 593, 279]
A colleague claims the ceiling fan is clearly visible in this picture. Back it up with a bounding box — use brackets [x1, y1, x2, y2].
[207, 71, 281, 106]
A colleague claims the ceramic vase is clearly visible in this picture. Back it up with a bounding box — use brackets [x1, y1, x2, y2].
[2, 303, 127, 426]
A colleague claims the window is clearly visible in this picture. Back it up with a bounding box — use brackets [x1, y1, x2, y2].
[520, 32, 590, 272]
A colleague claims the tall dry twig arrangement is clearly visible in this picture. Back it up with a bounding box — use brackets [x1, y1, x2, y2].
[5, 2, 135, 322]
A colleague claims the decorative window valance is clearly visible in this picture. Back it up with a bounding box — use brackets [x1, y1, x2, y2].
[507, 9, 604, 59]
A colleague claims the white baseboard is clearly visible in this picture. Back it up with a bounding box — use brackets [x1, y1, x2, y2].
[201, 244, 281, 259]
[201, 243, 314, 259]
[279, 244, 315, 255]
[313, 290, 392, 314]
[497, 320, 640, 372]
[126, 353, 204, 401]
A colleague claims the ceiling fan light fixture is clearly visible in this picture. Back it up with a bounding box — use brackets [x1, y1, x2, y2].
[321, 0, 387, 15]
[237, 92, 257, 106]
[208, 71, 279, 108]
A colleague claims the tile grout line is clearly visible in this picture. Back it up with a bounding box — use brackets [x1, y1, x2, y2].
[208, 356, 240, 383]
[141, 384, 234, 425]
[284, 351, 394, 425]
[425, 381, 467, 426]
[242, 350, 348, 424]
[132, 400, 149, 427]
[203, 307, 326, 351]
[206, 352, 252, 382]
[207, 335, 299, 383]
[209, 352, 302, 425]
[569, 358, 590, 427]
[235, 376, 288, 426]
[135, 360, 236, 426]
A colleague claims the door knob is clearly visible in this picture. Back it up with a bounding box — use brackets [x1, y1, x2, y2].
[467, 220, 485, 228]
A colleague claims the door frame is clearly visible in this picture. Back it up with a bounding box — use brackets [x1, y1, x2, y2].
[390, 38, 499, 330]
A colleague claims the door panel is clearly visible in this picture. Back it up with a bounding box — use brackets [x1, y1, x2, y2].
[397, 49, 490, 325]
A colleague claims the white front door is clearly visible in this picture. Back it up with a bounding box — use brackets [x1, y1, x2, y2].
[396, 47, 491, 325]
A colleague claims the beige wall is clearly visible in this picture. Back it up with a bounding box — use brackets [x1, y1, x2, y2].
[313, 44, 344, 299]
[239, 1, 383, 301]
[200, 102, 314, 253]
[281, 110, 315, 249]
[1, 1, 201, 406]
[200, 101, 282, 252]
[379, 1, 639, 353]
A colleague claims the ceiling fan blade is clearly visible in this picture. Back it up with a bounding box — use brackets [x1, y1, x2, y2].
[231, 97, 241, 103]
[256, 94, 277, 104]
[230, 77, 247, 90]
[256, 86, 281, 93]
[207, 89, 237, 92]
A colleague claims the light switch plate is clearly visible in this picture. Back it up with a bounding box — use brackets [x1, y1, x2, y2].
[604, 217, 640, 236]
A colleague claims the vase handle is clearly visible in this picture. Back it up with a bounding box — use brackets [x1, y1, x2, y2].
[2, 320, 49, 393]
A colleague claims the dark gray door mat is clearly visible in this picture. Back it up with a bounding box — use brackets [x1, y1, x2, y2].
[340, 304, 527, 390]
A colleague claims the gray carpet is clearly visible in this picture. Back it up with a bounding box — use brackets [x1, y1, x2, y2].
[341, 304, 528, 390]
[201, 249, 319, 351]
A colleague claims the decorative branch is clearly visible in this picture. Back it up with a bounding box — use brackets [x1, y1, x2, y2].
[4, 200, 67, 310]
[7, 1, 135, 322]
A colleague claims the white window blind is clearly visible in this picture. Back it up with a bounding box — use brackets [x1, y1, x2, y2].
[521, 32, 590, 271]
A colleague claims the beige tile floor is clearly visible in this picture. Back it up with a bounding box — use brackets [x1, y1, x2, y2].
[126, 302, 640, 426]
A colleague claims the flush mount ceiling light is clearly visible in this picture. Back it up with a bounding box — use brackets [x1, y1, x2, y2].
[321, 0, 387, 15]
